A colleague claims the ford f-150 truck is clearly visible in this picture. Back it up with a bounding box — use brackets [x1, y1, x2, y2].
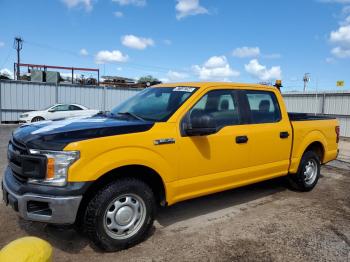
[2, 82, 339, 251]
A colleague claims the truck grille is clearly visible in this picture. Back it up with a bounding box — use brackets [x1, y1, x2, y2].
[8, 138, 29, 182]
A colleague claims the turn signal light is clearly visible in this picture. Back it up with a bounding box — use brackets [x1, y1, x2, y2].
[46, 158, 55, 179]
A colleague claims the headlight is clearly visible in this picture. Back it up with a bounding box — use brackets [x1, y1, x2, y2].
[20, 114, 29, 118]
[28, 149, 80, 186]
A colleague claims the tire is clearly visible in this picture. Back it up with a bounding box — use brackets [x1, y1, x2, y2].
[83, 178, 156, 251]
[31, 116, 45, 122]
[287, 151, 321, 192]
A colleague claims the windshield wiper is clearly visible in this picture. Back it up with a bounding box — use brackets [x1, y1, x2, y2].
[117, 112, 146, 121]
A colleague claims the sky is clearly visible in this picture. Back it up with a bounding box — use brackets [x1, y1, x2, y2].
[1, 0, 350, 91]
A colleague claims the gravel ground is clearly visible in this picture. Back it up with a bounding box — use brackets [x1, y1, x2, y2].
[0, 125, 349, 262]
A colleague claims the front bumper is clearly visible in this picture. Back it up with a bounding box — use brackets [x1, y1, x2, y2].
[18, 117, 31, 124]
[2, 167, 90, 224]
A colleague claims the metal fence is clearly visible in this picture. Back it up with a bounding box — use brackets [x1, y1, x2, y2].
[0, 80, 141, 123]
[283, 90, 350, 137]
[1, 80, 350, 137]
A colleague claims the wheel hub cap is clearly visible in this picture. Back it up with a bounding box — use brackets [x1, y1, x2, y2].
[304, 160, 317, 185]
[103, 194, 146, 240]
[115, 206, 133, 225]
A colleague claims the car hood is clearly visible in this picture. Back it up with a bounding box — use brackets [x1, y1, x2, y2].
[21, 111, 42, 116]
[12, 116, 154, 150]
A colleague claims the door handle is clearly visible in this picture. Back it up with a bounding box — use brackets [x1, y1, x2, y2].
[236, 135, 248, 144]
[280, 131, 290, 139]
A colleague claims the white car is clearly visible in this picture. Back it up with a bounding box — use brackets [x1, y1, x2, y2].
[19, 104, 100, 123]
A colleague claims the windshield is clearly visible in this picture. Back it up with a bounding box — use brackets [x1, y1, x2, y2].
[111, 87, 197, 122]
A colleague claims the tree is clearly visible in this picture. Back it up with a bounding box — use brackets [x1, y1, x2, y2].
[137, 75, 160, 84]
[0, 72, 11, 80]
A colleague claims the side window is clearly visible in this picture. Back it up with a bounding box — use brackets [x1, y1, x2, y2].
[189, 90, 240, 127]
[245, 91, 281, 124]
[69, 105, 83, 111]
[53, 105, 70, 111]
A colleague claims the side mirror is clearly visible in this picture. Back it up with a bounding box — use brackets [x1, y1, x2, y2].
[185, 113, 217, 136]
[48, 109, 55, 113]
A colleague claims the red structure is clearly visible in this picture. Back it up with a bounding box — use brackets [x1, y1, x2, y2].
[14, 63, 100, 84]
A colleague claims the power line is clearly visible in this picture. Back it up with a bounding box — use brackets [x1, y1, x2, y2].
[0, 47, 12, 69]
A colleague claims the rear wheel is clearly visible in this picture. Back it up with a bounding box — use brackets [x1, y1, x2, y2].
[287, 151, 320, 191]
[83, 178, 155, 251]
[31, 116, 45, 122]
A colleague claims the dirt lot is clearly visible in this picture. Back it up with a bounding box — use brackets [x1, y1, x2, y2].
[0, 125, 349, 262]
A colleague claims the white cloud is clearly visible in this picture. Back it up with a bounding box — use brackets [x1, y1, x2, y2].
[0, 68, 13, 78]
[331, 46, 350, 57]
[166, 70, 189, 81]
[245, 59, 282, 81]
[79, 48, 89, 56]
[95, 50, 129, 64]
[121, 35, 154, 50]
[176, 0, 208, 20]
[232, 47, 260, 58]
[112, 0, 146, 7]
[114, 11, 124, 17]
[328, 7, 350, 59]
[330, 25, 350, 47]
[62, 0, 93, 11]
[0, 42, 4, 48]
[192, 55, 240, 81]
[159, 78, 170, 83]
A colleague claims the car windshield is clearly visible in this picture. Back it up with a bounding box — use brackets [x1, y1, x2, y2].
[111, 87, 197, 122]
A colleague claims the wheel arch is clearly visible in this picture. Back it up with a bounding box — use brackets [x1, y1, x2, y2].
[77, 164, 167, 222]
[304, 141, 325, 163]
[31, 116, 45, 122]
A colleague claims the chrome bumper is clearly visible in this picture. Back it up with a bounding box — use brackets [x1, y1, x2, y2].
[2, 177, 82, 224]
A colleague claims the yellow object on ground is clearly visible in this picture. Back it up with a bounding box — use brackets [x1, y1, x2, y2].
[0, 236, 52, 262]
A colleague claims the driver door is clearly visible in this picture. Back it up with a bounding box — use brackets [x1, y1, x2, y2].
[48, 104, 70, 120]
[174, 89, 251, 201]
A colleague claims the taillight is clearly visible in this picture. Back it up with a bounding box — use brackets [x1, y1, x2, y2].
[335, 126, 340, 143]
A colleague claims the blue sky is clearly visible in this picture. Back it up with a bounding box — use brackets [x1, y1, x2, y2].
[1, 0, 350, 91]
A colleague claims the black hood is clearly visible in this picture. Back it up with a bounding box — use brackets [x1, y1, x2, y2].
[12, 116, 154, 150]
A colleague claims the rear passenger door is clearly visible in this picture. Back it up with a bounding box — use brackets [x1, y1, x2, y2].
[242, 90, 292, 178]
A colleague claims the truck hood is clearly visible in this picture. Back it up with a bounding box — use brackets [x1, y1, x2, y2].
[12, 116, 154, 150]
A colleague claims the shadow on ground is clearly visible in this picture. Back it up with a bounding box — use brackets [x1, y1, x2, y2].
[18, 176, 288, 253]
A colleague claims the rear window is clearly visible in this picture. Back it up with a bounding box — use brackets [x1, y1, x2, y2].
[245, 91, 281, 124]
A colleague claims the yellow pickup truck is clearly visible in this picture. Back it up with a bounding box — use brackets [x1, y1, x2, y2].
[2, 82, 339, 251]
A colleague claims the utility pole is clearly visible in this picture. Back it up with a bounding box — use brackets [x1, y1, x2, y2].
[303, 73, 310, 92]
[13, 36, 23, 80]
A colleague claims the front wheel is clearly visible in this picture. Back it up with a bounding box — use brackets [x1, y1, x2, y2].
[31, 116, 45, 122]
[287, 151, 321, 192]
[83, 178, 156, 251]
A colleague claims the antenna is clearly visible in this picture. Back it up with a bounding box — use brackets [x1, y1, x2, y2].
[303, 73, 311, 92]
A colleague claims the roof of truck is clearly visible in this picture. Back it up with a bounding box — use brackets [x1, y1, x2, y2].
[154, 82, 276, 90]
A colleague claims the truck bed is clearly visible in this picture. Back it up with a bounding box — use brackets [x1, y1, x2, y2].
[288, 112, 336, 121]
[288, 113, 339, 173]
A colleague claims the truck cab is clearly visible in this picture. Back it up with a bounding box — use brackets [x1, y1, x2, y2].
[2, 82, 339, 251]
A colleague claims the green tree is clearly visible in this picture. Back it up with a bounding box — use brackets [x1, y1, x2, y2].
[137, 75, 159, 84]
